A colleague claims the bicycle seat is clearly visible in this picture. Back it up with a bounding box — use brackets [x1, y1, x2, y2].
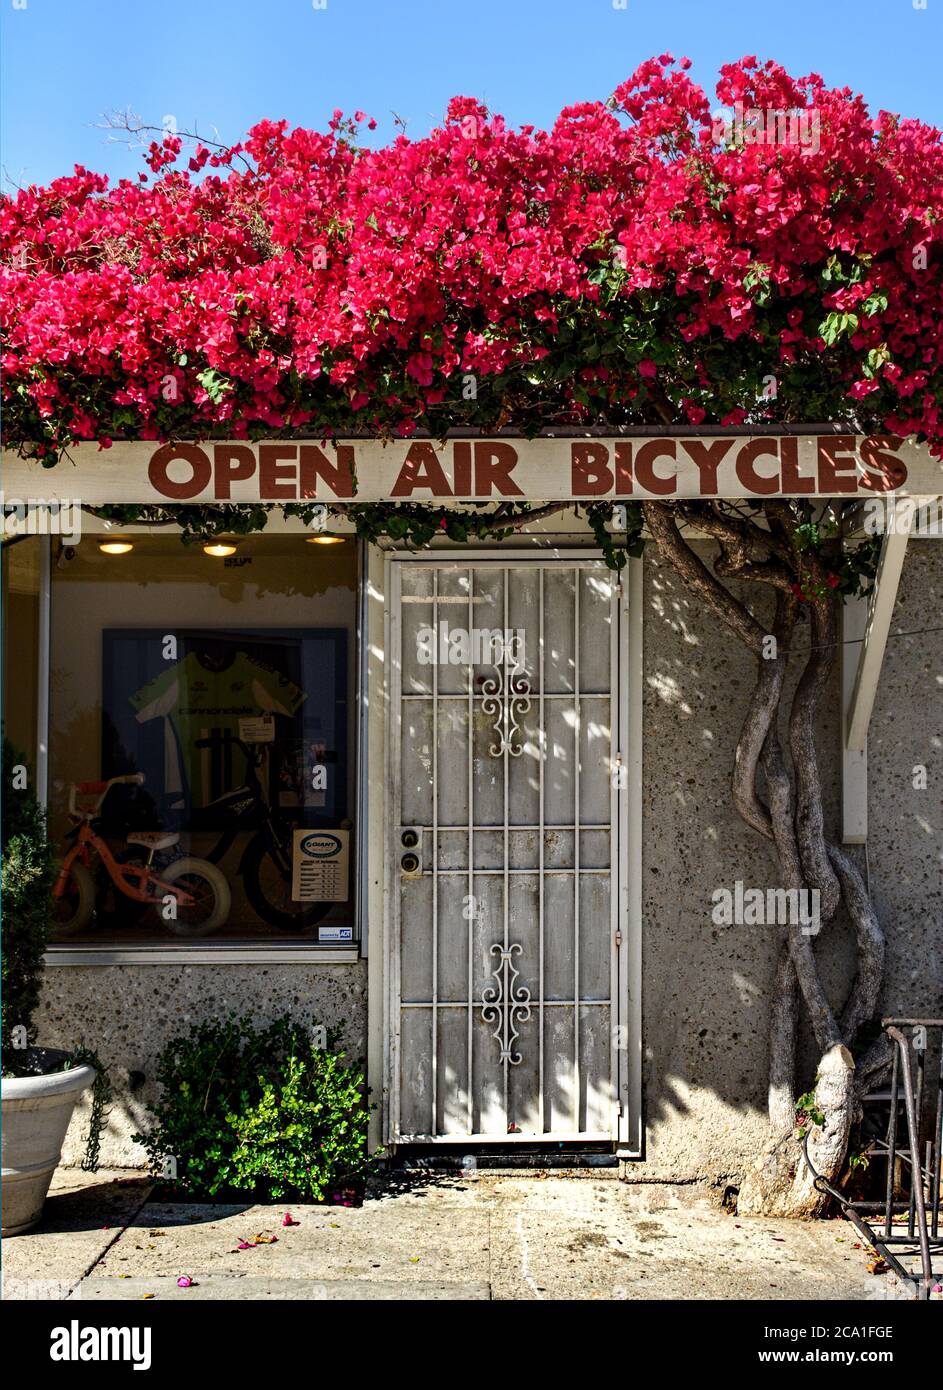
[126, 831, 180, 851]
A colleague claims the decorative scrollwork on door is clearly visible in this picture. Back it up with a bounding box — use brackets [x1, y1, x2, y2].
[480, 942, 532, 1066]
[481, 645, 531, 757]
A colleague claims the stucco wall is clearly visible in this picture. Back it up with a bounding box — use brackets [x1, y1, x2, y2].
[37, 540, 941, 1179]
[633, 539, 941, 1185]
[865, 542, 943, 1018]
[36, 962, 367, 1166]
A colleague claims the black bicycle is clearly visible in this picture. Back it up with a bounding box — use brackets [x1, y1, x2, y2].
[188, 734, 335, 932]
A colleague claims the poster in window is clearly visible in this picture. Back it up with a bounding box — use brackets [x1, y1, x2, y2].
[101, 628, 347, 833]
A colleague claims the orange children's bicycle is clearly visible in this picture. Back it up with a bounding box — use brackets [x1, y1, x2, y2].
[53, 774, 231, 937]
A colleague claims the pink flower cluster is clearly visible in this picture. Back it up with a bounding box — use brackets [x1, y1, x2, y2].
[1, 57, 941, 457]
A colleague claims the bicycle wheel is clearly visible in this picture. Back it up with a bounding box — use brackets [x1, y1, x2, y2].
[52, 862, 96, 936]
[154, 856, 231, 937]
[242, 832, 332, 932]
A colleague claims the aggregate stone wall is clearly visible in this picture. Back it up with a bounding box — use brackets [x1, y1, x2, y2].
[633, 539, 941, 1187]
[36, 962, 367, 1167]
[863, 541, 942, 1021]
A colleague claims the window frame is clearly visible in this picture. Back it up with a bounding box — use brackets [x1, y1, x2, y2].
[17, 526, 367, 965]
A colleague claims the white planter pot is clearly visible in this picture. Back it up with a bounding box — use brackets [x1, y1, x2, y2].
[1, 1049, 96, 1235]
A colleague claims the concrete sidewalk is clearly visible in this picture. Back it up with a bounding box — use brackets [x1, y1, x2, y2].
[2, 1168, 886, 1301]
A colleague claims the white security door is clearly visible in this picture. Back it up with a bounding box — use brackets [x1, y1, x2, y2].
[388, 557, 627, 1143]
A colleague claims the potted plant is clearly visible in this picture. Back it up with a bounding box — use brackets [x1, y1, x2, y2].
[1, 738, 110, 1234]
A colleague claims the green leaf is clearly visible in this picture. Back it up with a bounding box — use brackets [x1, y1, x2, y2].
[196, 368, 234, 403]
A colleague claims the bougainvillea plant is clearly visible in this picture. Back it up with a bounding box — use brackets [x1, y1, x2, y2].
[2, 56, 941, 1217]
[2, 55, 941, 455]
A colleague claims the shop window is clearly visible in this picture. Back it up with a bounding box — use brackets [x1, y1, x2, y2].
[2, 536, 42, 762]
[44, 534, 359, 948]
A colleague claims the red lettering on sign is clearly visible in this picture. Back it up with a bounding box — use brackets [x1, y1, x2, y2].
[473, 442, 523, 497]
[614, 442, 633, 495]
[213, 445, 256, 500]
[141, 434, 923, 505]
[148, 443, 212, 500]
[391, 443, 452, 497]
[452, 442, 473, 496]
[816, 435, 859, 493]
[735, 439, 780, 494]
[779, 437, 815, 494]
[858, 436, 907, 492]
[299, 444, 355, 499]
[259, 445, 298, 500]
[634, 440, 677, 495]
[571, 442, 612, 495]
[680, 438, 733, 496]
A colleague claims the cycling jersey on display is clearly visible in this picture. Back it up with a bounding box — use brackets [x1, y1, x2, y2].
[130, 649, 306, 806]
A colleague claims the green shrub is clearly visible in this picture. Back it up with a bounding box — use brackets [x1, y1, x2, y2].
[1, 737, 54, 1069]
[134, 1015, 378, 1201]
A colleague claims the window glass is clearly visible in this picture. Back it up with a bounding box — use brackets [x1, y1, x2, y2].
[47, 534, 358, 947]
[2, 536, 42, 763]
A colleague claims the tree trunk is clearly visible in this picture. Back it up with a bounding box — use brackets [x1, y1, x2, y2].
[738, 1044, 856, 1217]
[642, 501, 887, 1218]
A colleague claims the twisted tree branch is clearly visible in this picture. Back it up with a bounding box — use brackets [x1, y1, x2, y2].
[731, 590, 797, 840]
[788, 595, 842, 926]
[643, 502, 768, 655]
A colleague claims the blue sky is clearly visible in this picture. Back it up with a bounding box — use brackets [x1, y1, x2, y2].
[2, 0, 941, 188]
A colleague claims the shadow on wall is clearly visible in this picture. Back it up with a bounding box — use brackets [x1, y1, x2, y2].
[637, 544, 942, 1183]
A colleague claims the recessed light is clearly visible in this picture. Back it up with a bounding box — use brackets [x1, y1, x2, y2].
[203, 542, 237, 557]
[99, 541, 133, 555]
[306, 535, 345, 545]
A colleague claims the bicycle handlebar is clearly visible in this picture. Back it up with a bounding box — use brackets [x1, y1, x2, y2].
[194, 734, 257, 750]
[68, 772, 145, 817]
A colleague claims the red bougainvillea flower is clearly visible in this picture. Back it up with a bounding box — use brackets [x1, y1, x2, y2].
[1, 56, 941, 457]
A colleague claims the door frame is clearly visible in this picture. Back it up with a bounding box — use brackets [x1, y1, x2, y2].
[371, 546, 642, 1151]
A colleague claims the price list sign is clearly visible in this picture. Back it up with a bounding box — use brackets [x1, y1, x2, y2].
[291, 829, 350, 902]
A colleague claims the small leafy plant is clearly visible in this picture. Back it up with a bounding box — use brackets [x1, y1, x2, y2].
[795, 1087, 825, 1139]
[1, 737, 54, 1066]
[2, 738, 111, 1167]
[134, 1015, 377, 1202]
